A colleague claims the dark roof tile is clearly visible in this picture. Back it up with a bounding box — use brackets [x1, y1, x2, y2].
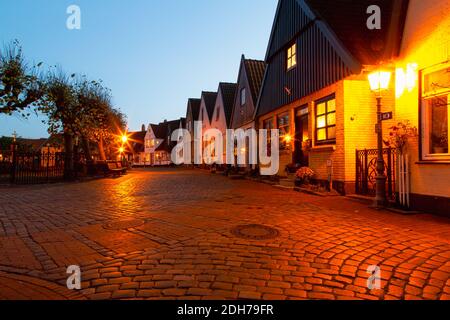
[244, 59, 266, 103]
[304, 0, 408, 65]
[153, 119, 181, 152]
[218, 82, 238, 126]
[201, 91, 218, 122]
[187, 98, 201, 121]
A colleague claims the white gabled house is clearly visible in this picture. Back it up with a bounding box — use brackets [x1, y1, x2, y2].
[144, 124, 163, 165]
[198, 91, 218, 164]
[210, 82, 238, 165]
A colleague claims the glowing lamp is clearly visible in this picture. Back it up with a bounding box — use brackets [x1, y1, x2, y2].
[368, 71, 391, 93]
[283, 134, 293, 143]
[121, 135, 128, 143]
[119, 147, 125, 153]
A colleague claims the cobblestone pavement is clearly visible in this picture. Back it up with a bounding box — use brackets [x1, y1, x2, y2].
[0, 168, 449, 300]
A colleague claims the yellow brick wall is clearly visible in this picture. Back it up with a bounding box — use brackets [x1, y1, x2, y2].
[258, 77, 397, 188]
[394, 0, 450, 197]
[342, 79, 396, 182]
[259, 82, 344, 181]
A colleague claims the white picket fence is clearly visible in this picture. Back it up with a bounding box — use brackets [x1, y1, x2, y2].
[397, 154, 410, 208]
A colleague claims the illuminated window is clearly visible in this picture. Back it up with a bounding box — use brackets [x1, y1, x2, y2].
[240, 88, 246, 106]
[277, 113, 290, 149]
[315, 95, 336, 145]
[145, 139, 155, 148]
[287, 43, 297, 71]
[421, 64, 450, 160]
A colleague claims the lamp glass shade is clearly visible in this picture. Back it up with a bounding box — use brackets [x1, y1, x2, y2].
[368, 71, 391, 92]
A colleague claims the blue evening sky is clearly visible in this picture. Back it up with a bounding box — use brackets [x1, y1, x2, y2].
[0, 0, 277, 138]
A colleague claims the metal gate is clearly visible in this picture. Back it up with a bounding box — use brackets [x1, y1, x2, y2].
[355, 148, 397, 200]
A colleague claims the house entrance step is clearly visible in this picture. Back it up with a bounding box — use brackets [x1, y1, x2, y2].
[279, 178, 295, 188]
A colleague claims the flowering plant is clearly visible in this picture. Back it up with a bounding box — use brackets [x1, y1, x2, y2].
[384, 120, 418, 154]
[295, 167, 314, 183]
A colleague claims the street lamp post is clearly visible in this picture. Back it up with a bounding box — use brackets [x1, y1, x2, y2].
[368, 70, 392, 209]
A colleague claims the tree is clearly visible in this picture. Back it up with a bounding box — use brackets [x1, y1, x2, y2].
[0, 40, 45, 116]
[73, 76, 127, 161]
[74, 77, 110, 163]
[41, 69, 127, 178]
[39, 70, 78, 180]
[90, 106, 127, 161]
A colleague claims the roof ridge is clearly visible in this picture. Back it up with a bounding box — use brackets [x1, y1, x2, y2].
[244, 58, 265, 63]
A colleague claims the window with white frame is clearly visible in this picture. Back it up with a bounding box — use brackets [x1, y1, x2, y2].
[421, 64, 450, 160]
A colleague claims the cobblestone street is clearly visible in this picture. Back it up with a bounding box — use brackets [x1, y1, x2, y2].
[0, 168, 449, 300]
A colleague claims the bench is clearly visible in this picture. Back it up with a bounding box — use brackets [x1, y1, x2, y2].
[106, 162, 123, 177]
[94, 161, 127, 177]
[115, 161, 127, 174]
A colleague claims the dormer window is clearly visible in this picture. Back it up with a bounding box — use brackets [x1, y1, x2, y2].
[240, 88, 246, 106]
[287, 43, 297, 71]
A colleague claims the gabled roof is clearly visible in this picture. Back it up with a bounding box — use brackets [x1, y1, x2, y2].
[201, 91, 218, 122]
[150, 124, 160, 136]
[179, 117, 186, 129]
[244, 58, 266, 104]
[153, 119, 181, 152]
[186, 98, 201, 121]
[218, 82, 238, 126]
[230, 55, 266, 129]
[305, 0, 409, 65]
[265, 0, 408, 66]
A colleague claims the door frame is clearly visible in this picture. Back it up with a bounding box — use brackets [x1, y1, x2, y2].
[294, 105, 309, 167]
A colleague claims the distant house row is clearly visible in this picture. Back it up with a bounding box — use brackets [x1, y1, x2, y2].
[127, 0, 450, 217]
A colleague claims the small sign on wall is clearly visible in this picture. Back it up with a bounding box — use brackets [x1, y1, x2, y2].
[379, 112, 393, 121]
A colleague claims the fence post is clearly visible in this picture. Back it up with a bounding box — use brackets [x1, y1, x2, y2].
[387, 148, 393, 200]
[10, 144, 17, 184]
[363, 149, 368, 194]
[46, 148, 50, 183]
[355, 150, 359, 194]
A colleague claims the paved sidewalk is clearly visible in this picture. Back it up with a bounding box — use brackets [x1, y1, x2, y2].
[0, 168, 449, 300]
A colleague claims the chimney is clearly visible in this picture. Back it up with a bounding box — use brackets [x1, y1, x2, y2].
[141, 124, 146, 132]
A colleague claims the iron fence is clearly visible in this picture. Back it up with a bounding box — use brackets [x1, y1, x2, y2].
[0, 149, 85, 185]
[355, 148, 397, 201]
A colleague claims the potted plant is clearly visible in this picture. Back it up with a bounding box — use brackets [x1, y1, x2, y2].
[295, 167, 315, 186]
[432, 132, 448, 154]
[384, 120, 418, 154]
